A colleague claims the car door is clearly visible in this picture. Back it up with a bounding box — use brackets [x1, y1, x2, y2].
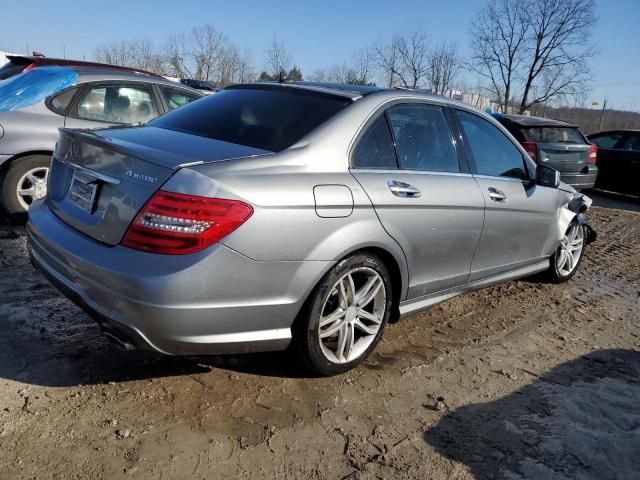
[64, 82, 160, 129]
[610, 133, 640, 195]
[453, 109, 558, 281]
[351, 102, 485, 299]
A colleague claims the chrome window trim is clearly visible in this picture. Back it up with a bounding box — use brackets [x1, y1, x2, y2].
[350, 167, 473, 178]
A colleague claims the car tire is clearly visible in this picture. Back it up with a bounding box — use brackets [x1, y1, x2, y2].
[546, 219, 587, 283]
[0, 155, 51, 219]
[294, 252, 393, 376]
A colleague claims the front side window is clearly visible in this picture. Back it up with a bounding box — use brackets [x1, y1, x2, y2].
[590, 132, 624, 149]
[456, 110, 527, 180]
[76, 84, 158, 124]
[387, 104, 459, 172]
[160, 86, 201, 111]
[352, 114, 397, 169]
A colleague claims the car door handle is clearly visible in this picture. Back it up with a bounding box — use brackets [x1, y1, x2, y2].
[388, 180, 421, 198]
[488, 187, 507, 201]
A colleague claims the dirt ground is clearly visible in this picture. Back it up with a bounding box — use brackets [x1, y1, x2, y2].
[0, 192, 638, 480]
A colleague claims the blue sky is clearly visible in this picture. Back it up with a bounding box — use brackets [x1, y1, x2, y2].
[3, 0, 639, 110]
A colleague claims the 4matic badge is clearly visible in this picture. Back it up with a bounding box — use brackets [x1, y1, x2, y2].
[126, 170, 158, 184]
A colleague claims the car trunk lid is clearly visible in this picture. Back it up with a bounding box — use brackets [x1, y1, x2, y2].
[47, 127, 270, 245]
[536, 143, 591, 173]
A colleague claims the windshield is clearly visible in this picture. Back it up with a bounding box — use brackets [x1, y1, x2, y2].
[150, 87, 351, 152]
[525, 127, 586, 144]
[0, 66, 78, 112]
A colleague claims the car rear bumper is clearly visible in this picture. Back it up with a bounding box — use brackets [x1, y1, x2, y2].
[560, 166, 598, 190]
[27, 199, 333, 355]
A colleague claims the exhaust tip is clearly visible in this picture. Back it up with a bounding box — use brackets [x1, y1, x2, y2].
[102, 330, 136, 351]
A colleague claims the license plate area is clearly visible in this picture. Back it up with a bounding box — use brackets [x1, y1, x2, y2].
[68, 169, 100, 213]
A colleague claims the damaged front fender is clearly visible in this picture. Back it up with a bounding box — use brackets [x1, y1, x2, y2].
[558, 192, 597, 245]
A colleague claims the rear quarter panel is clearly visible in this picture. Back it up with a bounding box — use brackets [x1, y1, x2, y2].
[167, 153, 410, 299]
[0, 104, 63, 157]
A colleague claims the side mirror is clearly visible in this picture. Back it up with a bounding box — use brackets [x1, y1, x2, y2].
[535, 164, 561, 188]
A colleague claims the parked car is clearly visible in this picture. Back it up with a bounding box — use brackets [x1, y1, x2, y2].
[494, 114, 598, 190]
[0, 66, 203, 217]
[180, 78, 218, 94]
[587, 130, 640, 197]
[0, 54, 162, 81]
[27, 83, 594, 375]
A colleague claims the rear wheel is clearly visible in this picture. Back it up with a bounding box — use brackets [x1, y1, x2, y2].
[0, 155, 51, 218]
[547, 219, 586, 283]
[294, 253, 392, 376]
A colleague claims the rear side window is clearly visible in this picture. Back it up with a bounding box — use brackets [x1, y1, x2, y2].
[160, 86, 201, 111]
[525, 127, 586, 144]
[352, 115, 397, 169]
[151, 87, 350, 152]
[387, 104, 459, 172]
[49, 87, 79, 114]
[590, 132, 624, 149]
[76, 84, 158, 124]
[619, 133, 640, 152]
[456, 110, 527, 180]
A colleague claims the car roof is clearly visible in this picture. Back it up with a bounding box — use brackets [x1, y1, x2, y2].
[63, 66, 200, 90]
[7, 55, 163, 78]
[588, 129, 640, 136]
[496, 113, 577, 128]
[227, 81, 472, 108]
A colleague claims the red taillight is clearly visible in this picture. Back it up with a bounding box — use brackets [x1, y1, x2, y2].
[22, 62, 36, 73]
[521, 142, 538, 162]
[121, 191, 253, 255]
[588, 143, 598, 164]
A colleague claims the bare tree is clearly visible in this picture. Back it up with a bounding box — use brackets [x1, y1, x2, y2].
[470, 0, 596, 113]
[264, 37, 292, 80]
[165, 33, 191, 78]
[309, 49, 373, 85]
[469, 0, 528, 112]
[428, 41, 461, 95]
[94, 38, 165, 74]
[518, 0, 596, 113]
[371, 37, 402, 87]
[372, 31, 429, 88]
[190, 25, 227, 81]
[395, 31, 430, 89]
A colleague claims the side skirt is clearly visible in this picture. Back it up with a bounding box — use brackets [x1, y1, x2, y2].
[398, 258, 551, 319]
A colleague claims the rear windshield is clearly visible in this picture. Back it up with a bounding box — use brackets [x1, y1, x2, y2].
[525, 127, 586, 144]
[150, 87, 351, 152]
[0, 66, 78, 112]
[0, 60, 30, 81]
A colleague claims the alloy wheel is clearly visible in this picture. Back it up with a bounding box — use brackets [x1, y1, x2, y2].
[318, 267, 386, 364]
[16, 166, 49, 211]
[557, 222, 584, 276]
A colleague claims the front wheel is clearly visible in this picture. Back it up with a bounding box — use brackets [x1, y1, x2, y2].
[294, 252, 393, 376]
[547, 219, 586, 283]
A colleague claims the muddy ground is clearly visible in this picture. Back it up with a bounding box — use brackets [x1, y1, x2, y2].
[0, 192, 638, 480]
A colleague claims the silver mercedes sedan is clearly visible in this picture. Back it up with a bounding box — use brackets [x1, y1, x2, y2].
[27, 82, 594, 375]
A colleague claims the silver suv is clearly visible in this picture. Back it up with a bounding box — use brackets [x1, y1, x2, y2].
[28, 83, 593, 375]
[0, 66, 203, 217]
